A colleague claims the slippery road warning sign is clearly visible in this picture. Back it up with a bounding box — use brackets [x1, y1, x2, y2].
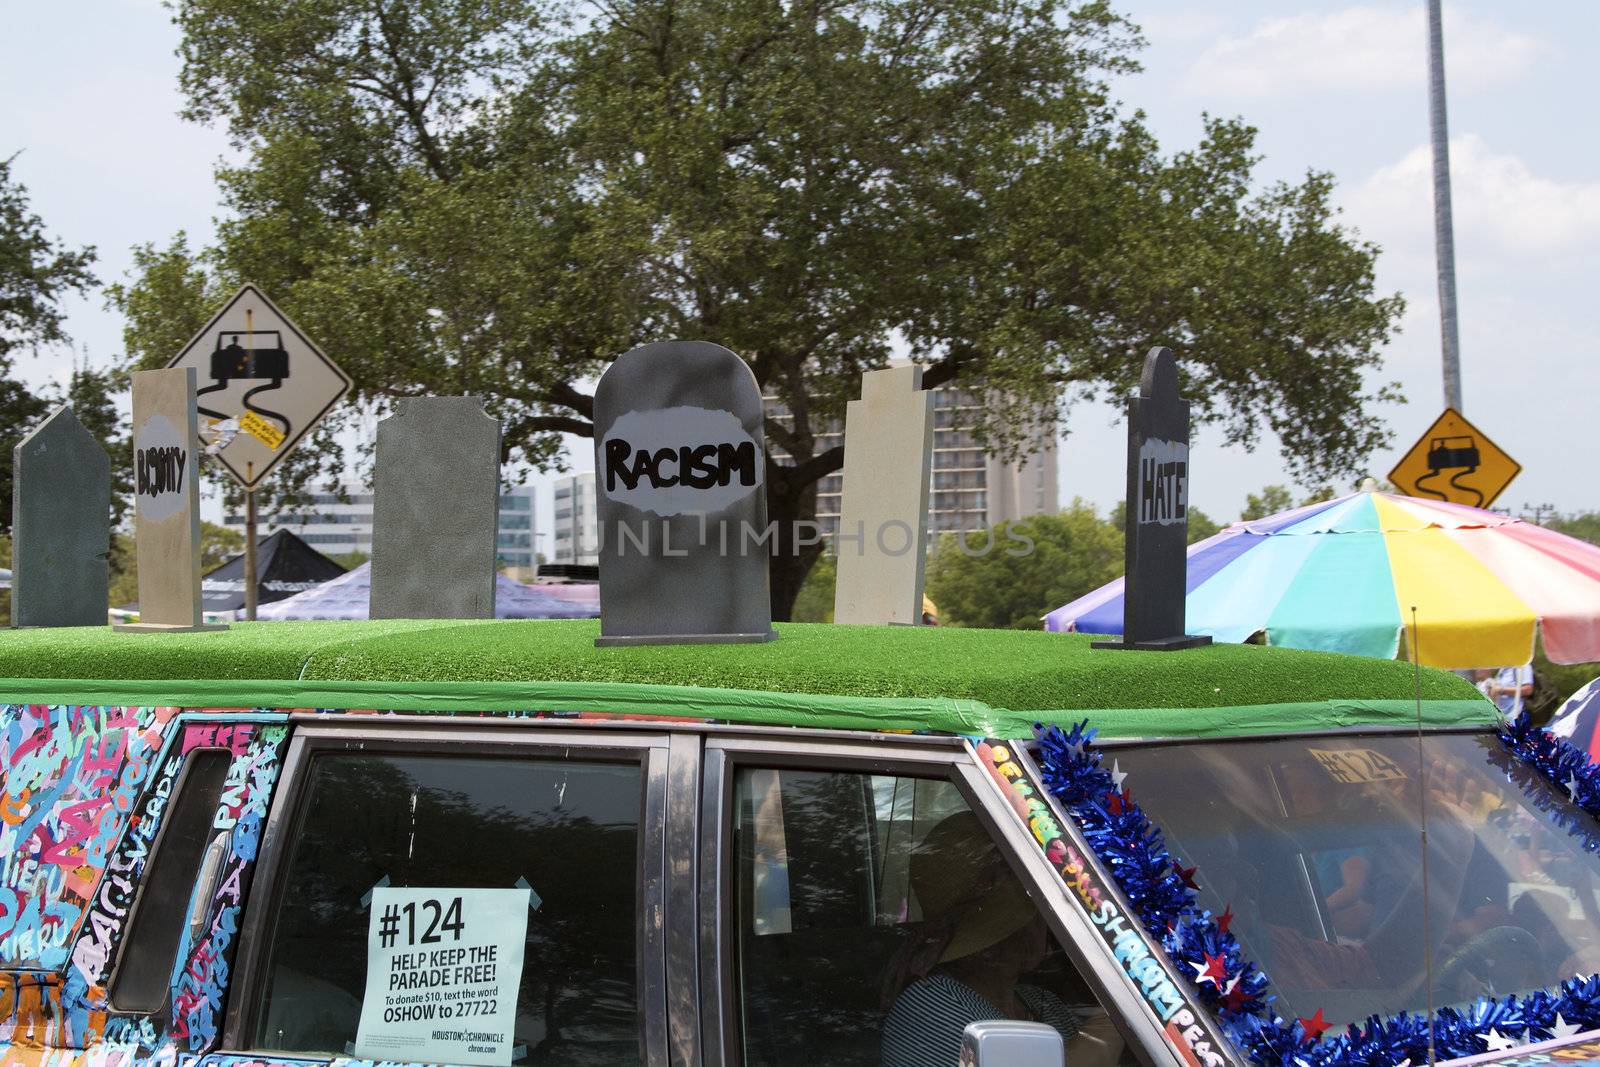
[166, 284, 350, 489]
[1387, 407, 1521, 509]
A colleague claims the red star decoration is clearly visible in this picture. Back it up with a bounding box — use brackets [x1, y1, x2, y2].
[1202, 952, 1227, 985]
[1176, 863, 1199, 890]
[1105, 788, 1132, 815]
[1217, 904, 1234, 934]
[1222, 981, 1251, 1013]
[1298, 1009, 1332, 1043]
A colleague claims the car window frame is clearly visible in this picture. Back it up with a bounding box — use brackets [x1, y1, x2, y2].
[220, 717, 674, 1067]
[696, 731, 1188, 1067]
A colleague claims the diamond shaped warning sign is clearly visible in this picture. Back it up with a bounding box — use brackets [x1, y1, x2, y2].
[1387, 407, 1521, 509]
[166, 285, 350, 489]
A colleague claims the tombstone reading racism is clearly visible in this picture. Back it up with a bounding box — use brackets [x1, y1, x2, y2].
[369, 396, 501, 619]
[1092, 347, 1211, 652]
[592, 340, 776, 645]
[11, 406, 111, 627]
[833, 365, 934, 625]
[115, 368, 223, 632]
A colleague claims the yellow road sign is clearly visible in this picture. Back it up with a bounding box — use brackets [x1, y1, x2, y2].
[1387, 407, 1521, 508]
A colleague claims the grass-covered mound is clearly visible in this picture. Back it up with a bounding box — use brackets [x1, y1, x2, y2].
[0, 618, 1479, 715]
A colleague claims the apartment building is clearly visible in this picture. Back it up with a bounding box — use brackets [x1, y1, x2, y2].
[768, 385, 1058, 537]
[550, 472, 600, 566]
[224, 481, 539, 572]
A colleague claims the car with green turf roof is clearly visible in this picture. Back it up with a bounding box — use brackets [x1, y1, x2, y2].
[1, 620, 1598, 1067]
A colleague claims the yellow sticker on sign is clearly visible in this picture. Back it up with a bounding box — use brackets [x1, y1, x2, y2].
[1387, 407, 1521, 509]
[239, 410, 286, 451]
[1307, 747, 1408, 785]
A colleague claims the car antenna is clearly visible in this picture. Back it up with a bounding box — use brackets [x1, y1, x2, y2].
[1411, 605, 1438, 1067]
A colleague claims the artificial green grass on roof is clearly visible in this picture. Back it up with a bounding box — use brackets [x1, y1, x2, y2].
[0, 618, 1480, 712]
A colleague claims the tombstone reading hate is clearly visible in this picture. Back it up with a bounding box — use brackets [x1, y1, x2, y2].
[369, 396, 501, 619]
[1092, 347, 1211, 652]
[833, 365, 934, 625]
[592, 340, 776, 645]
[11, 406, 111, 627]
[115, 368, 224, 632]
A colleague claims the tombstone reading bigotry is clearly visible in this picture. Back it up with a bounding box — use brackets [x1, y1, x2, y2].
[114, 367, 224, 632]
[833, 365, 934, 625]
[369, 396, 501, 620]
[592, 340, 776, 645]
[11, 406, 111, 627]
[1092, 347, 1211, 651]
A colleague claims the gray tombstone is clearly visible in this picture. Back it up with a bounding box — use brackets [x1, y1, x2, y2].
[592, 340, 777, 645]
[1093, 347, 1211, 652]
[369, 396, 501, 619]
[11, 406, 111, 627]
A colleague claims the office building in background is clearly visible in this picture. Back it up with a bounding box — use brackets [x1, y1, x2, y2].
[767, 385, 1058, 537]
[225, 482, 539, 575]
[551, 472, 600, 566]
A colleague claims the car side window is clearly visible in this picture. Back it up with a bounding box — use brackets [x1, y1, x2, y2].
[733, 768, 1136, 1067]
[109, 748, 233, 1012]
[249, 751, 643, 1066]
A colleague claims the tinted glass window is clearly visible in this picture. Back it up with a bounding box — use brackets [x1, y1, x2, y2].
[110, 749, 232, 1012]
[1116, 733, 1600, 1029]
[252, 752, 642, 1065]
[733, 768, 1133, 1067]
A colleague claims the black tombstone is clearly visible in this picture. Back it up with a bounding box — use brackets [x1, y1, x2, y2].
[592, 340, 777, 646]
[1093, 347, 1212, 651]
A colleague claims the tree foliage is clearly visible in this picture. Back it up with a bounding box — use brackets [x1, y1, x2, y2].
[0, 156, 99, 532]
[925, 502, 1123, 629]
[115, 0, 1405, 615]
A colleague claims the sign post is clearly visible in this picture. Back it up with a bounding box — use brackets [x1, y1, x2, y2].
[1387, 407, 1520, 508]
[1093, 347, 1210, 652]
[592, 340, 776, 645]
[167, 285, 350, 619]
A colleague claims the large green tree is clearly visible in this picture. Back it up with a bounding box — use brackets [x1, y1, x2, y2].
[113, 0, 1404, 616]
[0, 155, 98, 531]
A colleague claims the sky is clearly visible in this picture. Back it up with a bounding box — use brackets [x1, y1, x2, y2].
[2, 0, 1597, 554]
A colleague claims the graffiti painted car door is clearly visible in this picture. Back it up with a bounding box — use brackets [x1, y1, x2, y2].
[0, 707, 291, 1061]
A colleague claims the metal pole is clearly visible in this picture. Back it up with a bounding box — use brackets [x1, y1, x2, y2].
[1427, 0, 1463, 412]
[244, 485, 258, 622]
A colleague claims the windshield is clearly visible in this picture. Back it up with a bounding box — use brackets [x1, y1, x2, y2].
[1112, 731, 1600, 1029]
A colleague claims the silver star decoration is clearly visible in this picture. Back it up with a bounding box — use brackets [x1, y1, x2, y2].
[1392, 1059, 1411, 1067]
[1480, 1028, 1518, 1053]
[1547, 1014, 1584, 1042]
[1221, 974, 1241, 996]
[1110, 760, 1129, 789]
[1568, 775, 1583, 802]
[1066, 737, 1087, 761]
[1189, 959, 1218, 987]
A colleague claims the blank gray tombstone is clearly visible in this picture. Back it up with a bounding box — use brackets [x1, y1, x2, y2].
[593, 340, 776, 645]
[369, 396, 501, 619]
[11, 406, 110, 627]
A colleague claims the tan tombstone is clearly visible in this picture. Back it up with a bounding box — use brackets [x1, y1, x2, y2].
[114, 367, 226, 632]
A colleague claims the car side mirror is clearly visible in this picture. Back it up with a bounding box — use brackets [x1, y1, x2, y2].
[961, 1020, 1065, 1067]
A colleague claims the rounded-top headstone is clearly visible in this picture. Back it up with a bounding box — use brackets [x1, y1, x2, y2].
[592, 340, 776, 645]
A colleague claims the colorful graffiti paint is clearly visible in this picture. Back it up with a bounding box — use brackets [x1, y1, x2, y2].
[0, 708, 289, 1063]
[0, 707, 175, 973]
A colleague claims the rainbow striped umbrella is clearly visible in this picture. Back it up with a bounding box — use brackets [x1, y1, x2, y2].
[1045, 491, 1600, 669]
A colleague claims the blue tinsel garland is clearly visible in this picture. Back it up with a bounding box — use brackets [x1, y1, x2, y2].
[1034, 716, 1600, 1067]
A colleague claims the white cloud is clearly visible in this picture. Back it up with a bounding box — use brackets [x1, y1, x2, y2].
[1185, 5, 1549, 97]
[1342, 135, 1600, 262]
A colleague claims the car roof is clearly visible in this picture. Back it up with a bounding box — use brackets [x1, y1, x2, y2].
[0, 620, 1491, 739]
